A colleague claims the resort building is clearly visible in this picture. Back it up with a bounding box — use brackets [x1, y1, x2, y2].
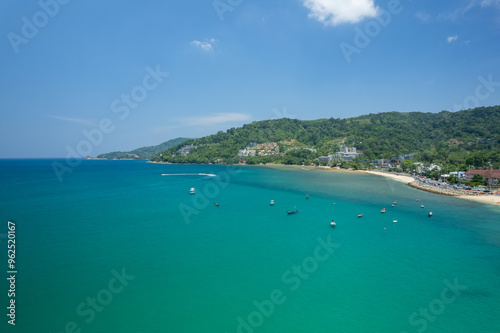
[238, 149, 256, 157]
[449, 171, 466, 180]
[318, 155, 336, 163]
[178, 145, 195, 156]
[253, 142, 280, 156]
[334, 146, 362, 161]
[285, 147, 317, 154]
[466, 169, 500, 187]
[398, 154, 416, 161]
[318, 146, 361, 163]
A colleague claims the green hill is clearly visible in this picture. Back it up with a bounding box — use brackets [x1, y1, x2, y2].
[97, 137, 191, 160]
[150, 106, 500, 169]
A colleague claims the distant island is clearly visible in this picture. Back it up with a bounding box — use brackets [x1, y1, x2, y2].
[150, 106, 500, 183]
[97, 137, 191, 160]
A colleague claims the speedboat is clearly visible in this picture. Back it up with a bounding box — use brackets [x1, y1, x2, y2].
[190, 187, 195, 194]
[428, 211, 433, 217]
[287, 210, 299, 215]
[330, 221, 336, 227]
[270, 200, 275, 206]
[393, 201, 398, 205]
[420, 205, 424, 208]
[393, 219, 398, 223]
[381, 208, 386, 213]
[358, 214, 364, 218]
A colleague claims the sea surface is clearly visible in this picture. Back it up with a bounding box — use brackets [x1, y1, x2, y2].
[1, 159, 499, 333]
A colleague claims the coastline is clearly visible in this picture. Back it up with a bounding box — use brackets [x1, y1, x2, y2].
[359, 170, 500, 206]
[259, 165, 500, 206]
[149, 161, 500, 206]
[361, 170, 415, 184]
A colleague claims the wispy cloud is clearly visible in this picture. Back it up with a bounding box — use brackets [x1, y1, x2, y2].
[303, 0, 378, 26]
[191, 38, 216, 51]
[48, 115, 96, 126]
[447, 35, 459, 43]
[177, 113, 251, 127]
[416, 12, 431, 22]
[438, 0, 500, 21]
[479, 0, 500, 7]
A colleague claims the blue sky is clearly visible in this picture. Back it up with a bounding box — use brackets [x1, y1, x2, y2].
[1, 0, 500, 158]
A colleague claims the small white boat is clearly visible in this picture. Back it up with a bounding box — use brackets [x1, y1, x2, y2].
[393, 220, 398, 223]
[331, 221, 336, 227]
[428, 212, 433, 217]
[270, 200, 275, 206]
[420, 205, 424, 208]
[190, 187, 195, 194]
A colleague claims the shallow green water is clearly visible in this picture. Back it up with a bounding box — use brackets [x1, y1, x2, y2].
[0, 160, 499, 332]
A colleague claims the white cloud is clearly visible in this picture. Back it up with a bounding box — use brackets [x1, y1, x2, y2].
[191, 38, 216, 51]
[439, 0, 500, 20]
[48, 115, 96, 126]
[303, 0, 378, 26]
[480, 0, 500, 7]
[416, 12, 431, 22]
[177, 113, 251, 127]
[447, 35, 458, 43]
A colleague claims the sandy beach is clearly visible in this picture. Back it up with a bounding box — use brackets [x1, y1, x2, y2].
[359, 170, 500, 206]
[456, 195, 500, 205]
[361, 170, 415, 184]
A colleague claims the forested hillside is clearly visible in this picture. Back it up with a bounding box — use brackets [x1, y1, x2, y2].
[150, 106, 500, 169]
[97, 137, 190, 160]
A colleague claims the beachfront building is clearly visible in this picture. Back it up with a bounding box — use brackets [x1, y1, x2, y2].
[466, 169, 500, 188]
[318, 155, 336, 164]
[334, 146, 361, 161]
[449, 171, 466, 180]
[413, 162, 424, 174]
[318, 146, 362, 164]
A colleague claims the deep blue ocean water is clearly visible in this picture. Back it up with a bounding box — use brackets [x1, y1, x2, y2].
[0, 159, 499, 332]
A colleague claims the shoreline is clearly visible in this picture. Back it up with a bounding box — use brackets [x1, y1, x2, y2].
[356, 169, 500, 206]
[149, 161, 500, 206]
[255, 165, 500, 206]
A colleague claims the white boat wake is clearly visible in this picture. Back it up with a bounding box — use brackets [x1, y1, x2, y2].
[161, 173, 216, 177]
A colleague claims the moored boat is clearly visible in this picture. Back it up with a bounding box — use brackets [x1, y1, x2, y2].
[270, 200, 275, 206]
[287, 210, 299, 215]
[190, 187, 195, 194]
[428, 211, 433, 217]
[381, 208, 386, 213]
[358, 214, 363, 218]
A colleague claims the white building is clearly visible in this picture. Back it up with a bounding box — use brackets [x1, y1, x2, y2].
[449, 171, 466, 179]
[238, 149, 256, 157]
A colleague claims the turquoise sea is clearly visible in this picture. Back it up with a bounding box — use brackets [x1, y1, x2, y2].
[1, 159, 500, 333]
